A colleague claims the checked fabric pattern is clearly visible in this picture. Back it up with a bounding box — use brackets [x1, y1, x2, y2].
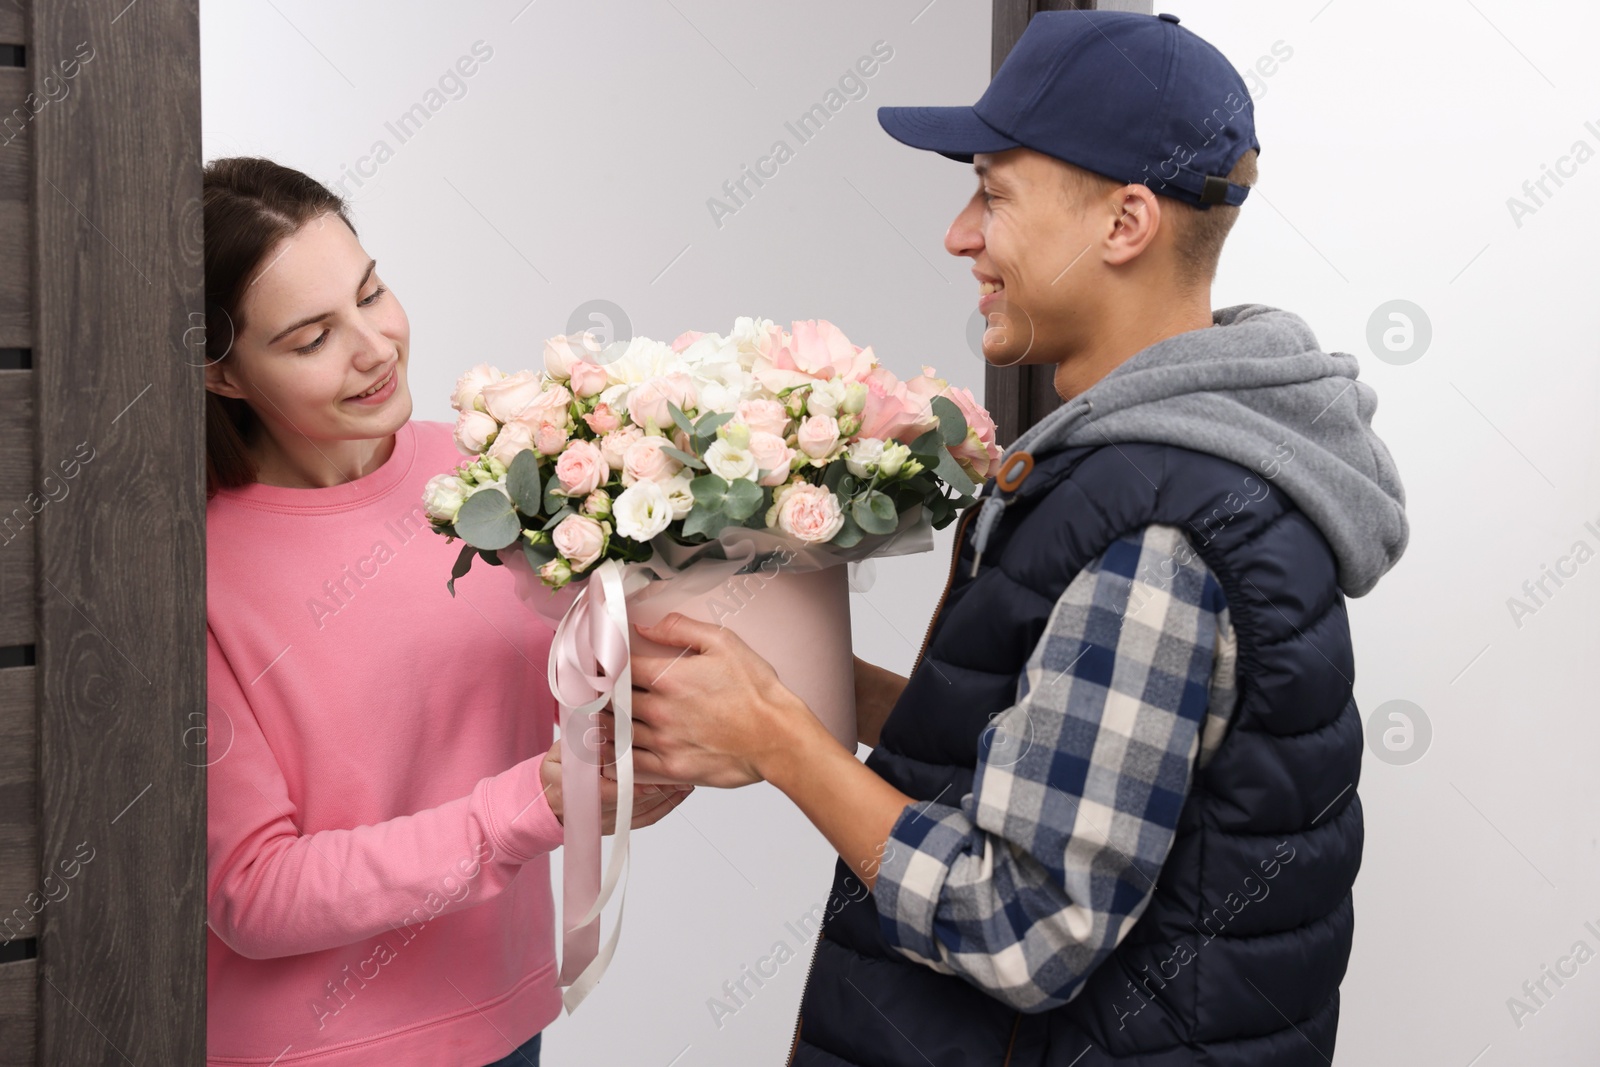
[871, 523, 1239, 1012]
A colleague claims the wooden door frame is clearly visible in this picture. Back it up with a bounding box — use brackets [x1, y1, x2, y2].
[985, 0, 1152, 446]
[5, 0, 207, 1062]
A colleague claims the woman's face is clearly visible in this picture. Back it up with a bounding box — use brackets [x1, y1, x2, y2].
[208, 211, 412, 447]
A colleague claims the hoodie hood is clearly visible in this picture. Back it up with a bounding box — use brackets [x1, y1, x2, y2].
[968, 303, 1409, 598]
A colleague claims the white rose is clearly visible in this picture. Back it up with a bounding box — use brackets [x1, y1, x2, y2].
[612, 479, 674, 542]
[422, 473, 471, 523]
[453, 409, 498, 455]
[450, 363, 505, 413]
[845, 437, 886, 478]
[661, 469, 696, 520]
[704, 438, 758, 482]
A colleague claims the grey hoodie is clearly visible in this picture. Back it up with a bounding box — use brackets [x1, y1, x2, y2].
[968, 303, 1409, 598]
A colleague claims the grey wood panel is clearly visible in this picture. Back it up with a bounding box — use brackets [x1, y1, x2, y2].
[0, 371, 33, 647]
[0, 665, 34, 942]
[0, 958, 36, 1067]
[32, 0, 206, 1061]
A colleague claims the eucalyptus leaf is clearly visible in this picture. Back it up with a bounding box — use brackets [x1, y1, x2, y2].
[446, 542, 476, 596]
[822, 461, 848, 493]
[453, 489, 522, 551]
[665, 400, 697, 439]
[543, 478, 567, 515]
[540, 505, 575, 531]
[934, 446, 976, 497]
[931, 395, 968, 447]
[682, 505, 730, 541]
[723, 477, 764, 522]
[660, 445, 707, 470]
[831, 512, 864, 549]
[523, 538, 558, 569]
[852, 491, 897, 535]
[506, 450, 542, 514]
[693, 410, 733, 441]
[690, 472, 731, 511]
[909, 428, 944, 458]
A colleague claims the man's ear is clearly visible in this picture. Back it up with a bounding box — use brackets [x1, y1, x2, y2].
[1103, 184, 1162, 266]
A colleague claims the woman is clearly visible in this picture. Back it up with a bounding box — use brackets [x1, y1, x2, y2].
[201, 156, 689, 1067]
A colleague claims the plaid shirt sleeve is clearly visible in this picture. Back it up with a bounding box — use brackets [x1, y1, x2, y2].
[870, 522, 1239, 1013]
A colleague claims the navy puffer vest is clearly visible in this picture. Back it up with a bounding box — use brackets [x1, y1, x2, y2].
[789, 440, 1363, 1066]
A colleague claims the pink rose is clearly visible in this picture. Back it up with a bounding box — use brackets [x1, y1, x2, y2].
[569, 359, 609, 398]
[621, 435, 684, 486]
[736, 398, 789, 438]
[785, 319, 876, 383]
[747, 431, 794, 487]
[450, 362, 505, 412]
[796, 414, 841, 460]
[905, 365, 949, 401]
[599, 425, 644, 470]
[555, 439, 607, 497]
[552, 513, 607, 572]
[625, 379, 675, 433]
[487, 418, 535, 465]
[669, 329, 707, 353]
[858, 366, 938, 445]
[775, 483, 844, 544]
[453, 409, 498, 455]
[480, 369, 543, 422]
[534, 422, 570, 456]
[583, 401, 621, 435]
[941, 384, 1002, 481]
[543, 332, 601, 380]
[517, 383, 573, 430]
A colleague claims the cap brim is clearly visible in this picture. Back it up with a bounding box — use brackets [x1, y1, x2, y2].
[876, 106, 1021, 163]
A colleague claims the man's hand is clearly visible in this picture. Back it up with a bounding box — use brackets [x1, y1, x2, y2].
[854, 656, 909, 749]
[539, 737, 693, 834]
[613, 613, 818, 788]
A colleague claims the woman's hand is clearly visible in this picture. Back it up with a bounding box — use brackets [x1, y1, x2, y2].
[538, 737, 692, 834]
[853, 655, 909, 749]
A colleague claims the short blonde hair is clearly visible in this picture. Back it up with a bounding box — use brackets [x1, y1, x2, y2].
[1061, 149, 1258, 289]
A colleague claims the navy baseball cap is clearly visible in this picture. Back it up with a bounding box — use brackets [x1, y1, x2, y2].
[878, 10, 1258, 209]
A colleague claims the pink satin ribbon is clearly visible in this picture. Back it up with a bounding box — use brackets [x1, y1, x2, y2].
[546, 559, 637, 1014]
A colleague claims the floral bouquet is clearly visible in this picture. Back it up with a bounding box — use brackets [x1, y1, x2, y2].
[422, 316, 999, 1013]
[423, 316, 998, 591]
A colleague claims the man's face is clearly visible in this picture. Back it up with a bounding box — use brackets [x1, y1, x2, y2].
[945, 147, 1117, 367]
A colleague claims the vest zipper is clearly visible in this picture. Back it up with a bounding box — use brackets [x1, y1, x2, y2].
[911, 500, 983, 677]
[785, 500, 986, 1065]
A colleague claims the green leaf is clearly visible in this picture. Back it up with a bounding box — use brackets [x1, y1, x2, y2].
[446, 542, 476, 596]
[665, 400, 697, 439]
[507, 450, 542, 514]
[908, 428, 944, 458]
[852, 490, 898, 535]
[541, 505, 575, 531]
[693, 410, 733, 442]
[931, 395, 968, 447]
[821, 461, 848, 493]
[723, 477, 764, 522]
[523, 538, 557, 569]
[543, 477, 567, 515]
[453, 489, 522, 551]
[660, 445, 707, 470]
[681, 505, 731, 541]
[934, 447, 976, 497]
[831, 512, 864, 548]
[837, 474, 858, 497]
[690, 472, 731, 512]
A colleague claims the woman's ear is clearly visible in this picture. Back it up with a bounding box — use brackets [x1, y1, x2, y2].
[204, 355, 248, 401]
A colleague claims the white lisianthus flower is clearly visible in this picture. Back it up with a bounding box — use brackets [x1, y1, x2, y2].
[807, 377, 849, 418]
[603, 336, 687, 388]
[844, 437, 886, 479]
[661, 469, 696, 520]
[613, 479, 674, 542]
[421, 473, 471, 523]
[704, 438, 758, 482]
[878, 441, 912, 478]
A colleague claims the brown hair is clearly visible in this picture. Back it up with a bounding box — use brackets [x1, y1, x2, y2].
[203, 157, 357, 497]
[1061, 148, 1259, 290]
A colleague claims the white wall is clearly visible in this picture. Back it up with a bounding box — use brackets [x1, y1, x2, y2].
[202, 1, 1600, 1063]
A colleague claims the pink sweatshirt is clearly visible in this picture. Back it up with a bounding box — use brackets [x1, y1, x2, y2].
[205, 420, 564, 1067]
